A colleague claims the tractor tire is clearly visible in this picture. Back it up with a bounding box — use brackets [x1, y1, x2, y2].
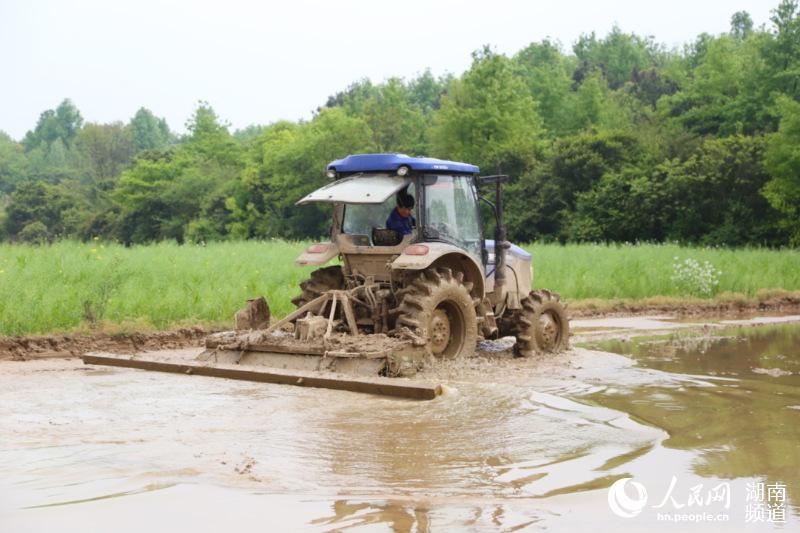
[291, 265, 345, 308]
[394, 267, 478, 359]
[514, 289, 569, 357]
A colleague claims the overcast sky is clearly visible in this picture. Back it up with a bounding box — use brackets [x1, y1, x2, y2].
[0, 0, 779, 140]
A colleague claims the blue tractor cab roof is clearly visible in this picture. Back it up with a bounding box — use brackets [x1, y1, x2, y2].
[327, 153, 479, 175]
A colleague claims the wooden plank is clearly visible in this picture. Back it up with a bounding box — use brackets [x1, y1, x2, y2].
[264, 293, 330, 334]
[241, 343, 325, 355]
[324, 293, 338, 338]
[205, 332, 326, 355]
[82, 354, 441, 400]
[339, 293, 359, 336]
[321, 350, 390, 359]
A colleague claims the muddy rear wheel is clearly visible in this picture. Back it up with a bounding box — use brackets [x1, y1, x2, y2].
[291, 265, 345, 308]
[514, 289, 569, 357]
[394, 267, 478, 358]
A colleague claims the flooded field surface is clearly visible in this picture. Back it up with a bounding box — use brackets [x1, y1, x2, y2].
[1, 316, 799, 531]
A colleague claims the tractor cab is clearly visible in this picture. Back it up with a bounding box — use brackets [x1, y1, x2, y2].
[297, 154, 482, 253]
[296, 154, 486, 284]
[289, 152, 563, 358]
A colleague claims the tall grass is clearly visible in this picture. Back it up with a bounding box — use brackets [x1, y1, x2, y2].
[528, 242, 800, 300]
[0, 240, 798, 336]
[0, 240, 315, 336]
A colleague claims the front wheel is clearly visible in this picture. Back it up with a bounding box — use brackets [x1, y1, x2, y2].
[514, 289, 569, 357]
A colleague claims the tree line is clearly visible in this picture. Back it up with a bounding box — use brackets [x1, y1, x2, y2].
[1, 1, 799, 247]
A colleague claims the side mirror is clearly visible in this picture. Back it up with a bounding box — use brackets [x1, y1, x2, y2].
[422, 175, 438, 186]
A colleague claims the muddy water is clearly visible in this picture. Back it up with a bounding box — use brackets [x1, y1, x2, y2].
[1, 321, 799, 531]
[582, 323, 800, 520]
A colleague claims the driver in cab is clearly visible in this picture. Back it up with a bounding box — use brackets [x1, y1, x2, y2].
[386, 192, 416, 236]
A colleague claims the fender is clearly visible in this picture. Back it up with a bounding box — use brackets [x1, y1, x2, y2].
[294, 242, 339, 267]
[391, 242, 485, 299]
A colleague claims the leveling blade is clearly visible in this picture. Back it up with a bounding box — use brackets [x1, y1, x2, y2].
[81, 353, 442, 400]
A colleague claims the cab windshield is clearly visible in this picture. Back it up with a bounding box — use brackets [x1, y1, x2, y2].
[423, 175, 482, 259]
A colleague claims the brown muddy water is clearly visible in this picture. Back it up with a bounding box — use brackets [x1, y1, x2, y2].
[1, 317, 799, 532]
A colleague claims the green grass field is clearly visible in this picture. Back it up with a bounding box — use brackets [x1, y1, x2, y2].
[530, 242, 800, 300]
[1, 240, 798, 336]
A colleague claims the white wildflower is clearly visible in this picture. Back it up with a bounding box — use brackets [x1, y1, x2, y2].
[671, 257, 722, 297]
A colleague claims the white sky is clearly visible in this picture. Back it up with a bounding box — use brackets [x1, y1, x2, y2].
[0, 0, 778, 140]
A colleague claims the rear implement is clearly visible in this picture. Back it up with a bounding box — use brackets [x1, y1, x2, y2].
[81, 290, 440, 400]
[82, 352, 442, 400]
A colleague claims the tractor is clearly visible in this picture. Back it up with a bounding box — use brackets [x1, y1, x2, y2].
[83, 154, 569, 399]
[290, 153, 568, 359]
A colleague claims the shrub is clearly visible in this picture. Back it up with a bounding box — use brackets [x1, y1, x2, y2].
[18, 221, 49, 244]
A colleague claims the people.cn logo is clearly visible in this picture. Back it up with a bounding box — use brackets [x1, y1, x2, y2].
[608, 478, 649, 518]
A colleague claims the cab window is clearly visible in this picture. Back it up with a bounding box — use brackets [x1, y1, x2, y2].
[424, 175, 481, 259]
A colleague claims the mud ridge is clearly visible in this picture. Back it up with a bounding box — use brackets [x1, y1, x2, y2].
[568, 295, 800, 318]
[0, 327, 209, 361]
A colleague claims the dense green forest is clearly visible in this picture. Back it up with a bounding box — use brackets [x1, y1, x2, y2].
[2, 2, 800, 247]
